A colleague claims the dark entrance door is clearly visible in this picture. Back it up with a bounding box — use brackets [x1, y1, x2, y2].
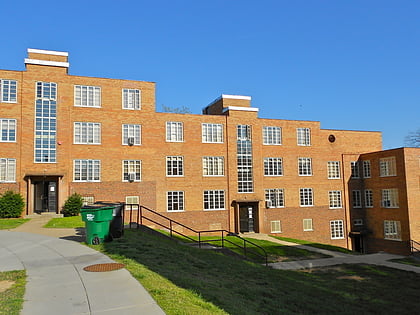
[34, 180, 57, 213]
[353, 235, 364, 253]
[239, 204, 258, 233]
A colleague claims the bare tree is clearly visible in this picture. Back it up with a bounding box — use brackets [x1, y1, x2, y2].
[404, 128, 420, 147]
[161, 105, 192, 114]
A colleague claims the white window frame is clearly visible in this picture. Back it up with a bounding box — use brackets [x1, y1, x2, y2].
[364, 189, 373, 208]
[202, 156, 224, 176]
[264, 157, 283, 176]
[122, 160, 141, 182]
[299, 188, 313, 207]
[122, 89, 141, 110]
[0, 158, 16, 182]
[0, 79, 17, 103]
[363, 160, 371, 178]
[381, 189, 399, 208]
[0, 119, 16, 142]
[166, 156, 184, 177]
[330, 220, 345, 239]
[380, 157, 397, 177]
[203, 190, 225, 210]
[303, 219, 313, 231]
[202, 123, 223, 143]
[327, 161, 340, 179]
[270, 220, 282, 233]
[352, 190, 362, 208]
[384, 220, 401, 240]
[265, 188, 285, 208]
[74, 122, 101, 144]
[74, 85, 101, 107]
[351, 161, 360, 178]
[263, 126, 282, 145]
[122, 124, 141, 145]
[353, 219, 364, 226]
[297, 128, 311, 146]
[167, 191, 184, 212]
[166, 121, 183, 142]
[328, 191, 342, 209]
[73, 159, 101, 182]
[298, 157, 312, 176]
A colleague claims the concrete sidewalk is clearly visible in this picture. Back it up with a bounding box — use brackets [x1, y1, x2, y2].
[0, 216, 165, 315]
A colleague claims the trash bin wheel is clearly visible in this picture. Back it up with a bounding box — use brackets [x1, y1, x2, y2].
[92, 236, 100, 245]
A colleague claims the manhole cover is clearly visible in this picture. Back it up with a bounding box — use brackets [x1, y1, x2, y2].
[83, 263, 125, 272]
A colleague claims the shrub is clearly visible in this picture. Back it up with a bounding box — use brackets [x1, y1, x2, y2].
[62, 193, 83, 217]
[0, 191, 25, 218]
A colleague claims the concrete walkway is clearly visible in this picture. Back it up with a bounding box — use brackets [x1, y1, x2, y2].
[0, 214, 165, 315]
[244, 233, 420, 273]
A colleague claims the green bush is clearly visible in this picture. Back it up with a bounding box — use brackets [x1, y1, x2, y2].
[0, 191, 25, 218]
[62, 193, 83, 217]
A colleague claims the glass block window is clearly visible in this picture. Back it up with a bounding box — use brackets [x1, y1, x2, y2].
[0, 79, 17, 103]
[330, 220, 345, 239]
[237, 125, 253, 192]
[350, 161, 360, 178]
[300, 188, 313, 207]
[82, 196, 95, 206]
[270, 220, 282, 233]
[327, 161, 340, 179]
[122, 89, 140, 110]
[166, 121, 183, 142]
[297, 128, 311, 146]
[263, 126, 281, 145]
[363, 160, 371, 178]
[265, 188, 285, 208]
[328, 191, 342, 209]
[353, 219, 364, 226]
[122, 124, 141, 145]
[364, 189, 373, 208]
[126, 196, 139, 209]
[202, 123, 223, 143]
[352, 190, 362, 208]
[167, 191, 184, 211]
[202, 156, 224, 176]
[380, 157, 397, 177]
[384, 220, 401, 240]
[203, 190, 225, 210]
[298, 157, 312, 176]
[303, 219, 313, 231]
[74, 122, 101, 144]
[381, 189, 399, 208]
[123, 160, 141, 182]
[74, 85, 101, 107]
[73, 159, 100, 182]
[166, 156, 184, 176]
[264, 158, 283, 176]
[0, 119, 16, 142]
[0, 158, 16, 182]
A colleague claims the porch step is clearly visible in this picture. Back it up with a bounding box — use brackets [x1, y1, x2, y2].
[25, 212, 63, 218]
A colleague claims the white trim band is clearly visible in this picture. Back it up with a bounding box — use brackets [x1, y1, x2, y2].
[24, 58, 69, 68]
[221, 94, 251, 100]
[222, 106, 259, 113]
[27, 48, 69, 56]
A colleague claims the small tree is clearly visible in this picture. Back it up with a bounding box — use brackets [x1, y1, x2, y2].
[0, 191, 25, 218]
[62, 193, 83, 217]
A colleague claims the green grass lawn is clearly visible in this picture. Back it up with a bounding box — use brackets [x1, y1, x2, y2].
[44, 216, 84, 228]
[0, 219, 29, 230]
[0, 270, 26, 315]
[97, 229, 420, 315]
[390, 257, 420, 267]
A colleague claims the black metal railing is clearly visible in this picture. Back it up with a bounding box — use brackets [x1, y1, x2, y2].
[123, 204, 268, 266]
[410, 240, 420, 254]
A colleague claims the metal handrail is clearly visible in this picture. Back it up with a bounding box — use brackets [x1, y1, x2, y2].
[411, 240, 420, 254]
[124, 204, 268, 266]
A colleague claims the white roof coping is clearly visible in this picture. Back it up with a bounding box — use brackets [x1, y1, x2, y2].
[221, 94, 251, 100]
[24, 58, 69, 68]
[222, 106, 259, 113]
[27, 48, 69, 57]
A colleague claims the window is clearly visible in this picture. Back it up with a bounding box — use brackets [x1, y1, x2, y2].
[126, 196, 139, 209]
[203, 190, 225, 210]
[270, 220, 282, 233]
[0, 119, 16, 142]
[74, 122, 101, 144]
[123, 160, 141, 182]
[380, 157, 397, 177]
[352, 190, 362, 208]
[166, 156, 184, 176]
[73, 159, 100, 182]
[303, 219, 313, 231]
[363, 160, 371, 178]
[298, 157, 312, 176]
[122, 89, 140, 110]
[202, 123, 223, 143]
[263, 126, 281, 145]
[1, 79, 17, 103]
[264, 158, 283, 176]
[74, 85, 100, 107]
[329, 191, 342, 209]
[297, 128, 311, 146]
[0, 158, 16, 182]
[34, 82, 57, 163]
[364, 189, 373, 208]
[353, 219, 363, 226]
[237, 125, 253, 192]
[203, 156, 224, 176]
[327, 161, 340, 179]
[82, 196, 95, 206]
[300, 188, 313, 207]
[166, 122, 183, 142]
[265, 188, 285, 208]
[384, 220, 401, 240]
[350, 161, 360, 178]
[167, 191, 184, 211]
[381, 189, 399, 208]
[122, 124, 141, 145]
[330, 220, 344, 239]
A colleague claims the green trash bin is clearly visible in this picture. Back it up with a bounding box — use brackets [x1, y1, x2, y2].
[80, 206, 114, 245]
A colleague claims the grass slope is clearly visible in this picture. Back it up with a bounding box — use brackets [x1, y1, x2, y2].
[44, 216, 84, 228]
[0, 219, 29, 230]
[0, 270, 26, 315]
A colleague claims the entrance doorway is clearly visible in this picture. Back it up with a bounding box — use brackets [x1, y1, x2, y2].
[238, 203, 259, 233]
[34, 180, 57, 213]
[352, 234, 365, 253]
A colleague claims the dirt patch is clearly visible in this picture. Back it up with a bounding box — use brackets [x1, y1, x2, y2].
[0, 280, 15, 293]
[337, 275, 367, 281]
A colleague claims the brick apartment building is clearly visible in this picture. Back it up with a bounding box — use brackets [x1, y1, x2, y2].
[1, 49, 418, 254]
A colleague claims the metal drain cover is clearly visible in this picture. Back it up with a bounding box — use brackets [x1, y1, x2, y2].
[83, 263, 125, 272]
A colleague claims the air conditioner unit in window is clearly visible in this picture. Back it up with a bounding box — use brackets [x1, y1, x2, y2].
[127, 137, 135, 146]
[266, 200, 273, 208]
[128, 172, 136, 182]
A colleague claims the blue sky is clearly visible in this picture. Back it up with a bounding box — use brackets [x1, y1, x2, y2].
[1, 0, 419, 149]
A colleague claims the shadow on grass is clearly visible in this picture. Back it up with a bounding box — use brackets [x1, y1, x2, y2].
[102, 229, 420, 315]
